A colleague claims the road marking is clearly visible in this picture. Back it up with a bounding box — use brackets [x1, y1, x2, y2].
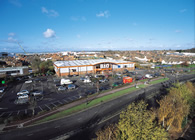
[8, 112, 12, 117]
[27, 133, 33, 136]
[39, 106, 43, 111]
[72, 96, 77, 100]
[25, 109, 27, 114]
[17, 110, 20, 115]
[63, 99, 68, 103]
[68, 97, 74, 101]
[55, 126, 60, 128]
[45, 104, 51, 110]
[52, 103, 57, 107]
[0, 112, 5, 117]
[57, 101, 63, 105]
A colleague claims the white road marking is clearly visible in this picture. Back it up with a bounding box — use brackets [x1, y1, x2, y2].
[25, 109, 27, 114]
[45, 104, 51, 110]
[17, 110, 20, 115]
[63, 99, 68, 103]
[68, 97, 74, 101]
[72, 96, 77, 100]
[0, 112, 5, 117]
[57, 101, 63, 105]
[39, 106, 43, 111]
[52, 103, 57, 107]
[27, 133, 33, 136]
[8, 112, 12, 117]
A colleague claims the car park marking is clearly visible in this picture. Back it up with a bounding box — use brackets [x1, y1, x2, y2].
[27, 133, 33, 136]
[39, 106, 43, 111]
[25, 109, 27, 114]
[72, 96, 78, 100]
[0, 112, 5, 117]
[17, 110, 20, 115]
[68, 97, 75, 101]
[57, 101, 63, 105]
[63, 99, 68, 103]
[45, 104, 51, 110]
[8, 112, 13, 117]
[51, 103, 57, 107]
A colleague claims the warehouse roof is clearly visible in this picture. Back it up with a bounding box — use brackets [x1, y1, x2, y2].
[54, 59, 132, 67]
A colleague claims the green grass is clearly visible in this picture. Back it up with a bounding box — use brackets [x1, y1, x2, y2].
[150, 78, 169, 84]
[35, 78, 169, 123]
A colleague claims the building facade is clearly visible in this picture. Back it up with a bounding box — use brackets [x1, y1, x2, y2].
[0, 66, 29, 77]
[54, 59, 135, 77]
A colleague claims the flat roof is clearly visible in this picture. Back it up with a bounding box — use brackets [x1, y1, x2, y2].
[54, 59, 133, 67]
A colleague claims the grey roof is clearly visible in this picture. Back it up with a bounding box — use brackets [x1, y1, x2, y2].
[54, 59, 132, 67]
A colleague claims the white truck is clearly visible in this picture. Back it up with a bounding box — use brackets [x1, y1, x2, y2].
[60, 79, 73, 85]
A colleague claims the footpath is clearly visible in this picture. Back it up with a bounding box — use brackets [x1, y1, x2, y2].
[3, 77, 164, 131]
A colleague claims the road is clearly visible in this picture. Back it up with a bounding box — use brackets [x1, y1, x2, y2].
[0, 73, 194, 140]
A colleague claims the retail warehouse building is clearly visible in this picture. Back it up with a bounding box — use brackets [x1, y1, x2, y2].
[54, 59, 135, 77]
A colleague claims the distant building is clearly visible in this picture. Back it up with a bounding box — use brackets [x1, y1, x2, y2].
[0, 52, 15, 58]
[0, 66, 29, 77]
[54, 59, 135, 77]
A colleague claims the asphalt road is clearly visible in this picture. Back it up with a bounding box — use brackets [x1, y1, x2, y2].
[0, 73, 194, 140]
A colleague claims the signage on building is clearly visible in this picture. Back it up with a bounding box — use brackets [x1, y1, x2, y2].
[100, 64, 110, 69]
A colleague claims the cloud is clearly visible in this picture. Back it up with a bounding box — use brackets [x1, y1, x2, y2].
[9, 0, 22, 7]
[43, 29, 56, 38]
[96, 10, 110, 18]
[175, 29, 182, 33]
[8, 32, 15, 36]
[180, 9, 187, 13]
[42, 7, 48, 13]
[41, 7, 59, 17]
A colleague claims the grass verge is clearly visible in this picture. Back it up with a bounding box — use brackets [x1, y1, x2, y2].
[35, 77, 169, 123]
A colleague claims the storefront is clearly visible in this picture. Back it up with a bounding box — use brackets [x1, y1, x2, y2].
[53, 59, 135, 77]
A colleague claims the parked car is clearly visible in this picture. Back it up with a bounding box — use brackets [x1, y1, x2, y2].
[18, 93, 28, 99]
[67, 84, 76, 90]
[31, 91, 43, 96]
[145, 74, 153, 79]
[58, 86, 66, 91]
[17, 90, 29, 96]
[154, 73, 161, 77]
[55, 83, 61, 88]
[80, 77, 85, 81]
[25, 80, 32, 83]
[99, 79, 108, 83]
[0, 87, 6, 93]
[83, 78, 91, 83]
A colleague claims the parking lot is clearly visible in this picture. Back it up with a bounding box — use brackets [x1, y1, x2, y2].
[0, 73, 125, 120]
[0, 68, 178, 120]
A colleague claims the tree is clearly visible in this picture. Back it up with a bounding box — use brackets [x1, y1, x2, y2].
[158, 83, 190, 132]
[118, 100, 168, 140]
[96, 124, 118, 140]
[31, 57, 41, 72]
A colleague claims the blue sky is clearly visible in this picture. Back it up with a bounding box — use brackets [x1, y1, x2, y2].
[0, 0, 194, 52]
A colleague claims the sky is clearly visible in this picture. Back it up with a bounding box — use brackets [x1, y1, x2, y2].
[0, 0, 194, 53]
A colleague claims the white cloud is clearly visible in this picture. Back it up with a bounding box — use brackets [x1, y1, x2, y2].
[96, 10, 110, 18]
[180, 9, 187, 13]
[42, 7, 48, 13]
[43, 29, 56, 38]
[9, 0, 22, 7]
[41, 7, 59, 17]
[8, 32, 15, 36]
[175, 29, 182, 33]
[7, 37, 17, 43]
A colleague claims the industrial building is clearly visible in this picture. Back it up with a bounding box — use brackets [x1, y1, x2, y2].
[0, 66, 29, 77]
[53, 59, 135, 77]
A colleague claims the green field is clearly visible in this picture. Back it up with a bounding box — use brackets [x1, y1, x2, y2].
[35, 78, 169, 123]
